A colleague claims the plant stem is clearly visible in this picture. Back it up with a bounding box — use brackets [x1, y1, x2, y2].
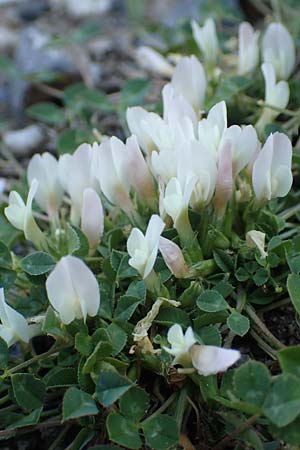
[250, 330, 277, 359]
[280, 203, 300, 220]
[259, 297, 290, 313]
[212, 414, 259, 450]
[6, 344, 71, 376]
[245, 305, 285, 350]
[140, 392, 177, 426]
[0, 394, 10, 406]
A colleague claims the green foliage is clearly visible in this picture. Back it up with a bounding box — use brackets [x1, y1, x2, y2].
[20, 252, 56, 275]
[11, 374, 46, 411]
[62, 387, 98, 421]
[3, 4, 300, 449]
[95, 371, 133, 406]
[196, 290, 229, 312]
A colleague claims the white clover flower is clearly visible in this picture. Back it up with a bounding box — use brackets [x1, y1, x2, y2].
[46, 255, 100, 325]
[127, 214, 165, 279]
[198, 101, 227, 158]
[171, 55, 206, 111]
[252, 132, 293, 202]
[191, 18, 219, 64]
[135, 46, 174, 77]
[165, 324, 241, 376]
[163, 173, 197, 228]
[81, 188, 104, 251]
[190, 344, 241, 376]
[238, 22, 260, 75]
[98, 137, 133, 211]
[59, 143, 101, 224]
[262, 22, 295, 80]
[0, 288, 29, 347]
[164, 324, 196, 365]
[27, 152, 64, 217]
[5, 179, 45, 249]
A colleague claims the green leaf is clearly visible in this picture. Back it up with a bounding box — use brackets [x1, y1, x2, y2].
[27, 102, 65, 125]
[227, 312, 250, 337]
[234, 361, 271, 407]
[270, 416, 300, 446]
[99, 279, 114, 320]
[96, 371, 132, 407]
[110, 250, 137, 279]
[213, 249, 234, 272]
[155, 307, 191, 328]
[6, 408, 42, 430]
[62, 387, 98, 421]
[20, 252, 55, 276]
[198, 325, 221, 346]
[83, 341, 113, 374]
[12, 374, 46, 411]
[0, 241, 12, 269]
[120, 78, 151, 106]
[253, 268, 269, 286]
[0, 337, 8, 369]
[0, 269, 16, 289]
[67, 22, 100, 44]
[106, 324, 127, 356]
[196, 290, 229, 312]
[126, 280, 146, 300]
[42, 306, 64, 337]
[278, 346, 300, 377]
[44, 367, 78, 388]
[106, 412, 141, 449]
[114, 295, 143, 321]
[75, 332, 93, 356]
[90, 446, 121, 450]
[143, 414, 179, 450]
[287, 273, 300, 314]
[66, 429, 95, 450]
[235, 267, 249, 282]
[70, 226, 89, 257]
[263, 374, 300, 427]
[119, 386, 149, 422]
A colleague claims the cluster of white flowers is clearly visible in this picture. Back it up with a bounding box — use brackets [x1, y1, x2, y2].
[1, 18, 295, 378]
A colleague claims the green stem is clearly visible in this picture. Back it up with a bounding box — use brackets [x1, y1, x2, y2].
[140, 392, 177, 427]
[279, 203, 300, 220]
[0, 394, 10, 406]
[259, 298, 290, 313]
[245, 305, 286, 350]
[6, 344, 71, 376]
[250, 330, 277, 360]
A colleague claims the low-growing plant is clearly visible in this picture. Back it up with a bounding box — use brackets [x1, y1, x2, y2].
[1, 6, 300, 449]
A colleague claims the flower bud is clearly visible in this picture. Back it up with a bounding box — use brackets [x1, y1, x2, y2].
[238, 22, 259, 75]
[191, 18, 219, 64]
[159, 236, 189, 278]
[81, 188, 104, 251]
[135, 46, 174, 77]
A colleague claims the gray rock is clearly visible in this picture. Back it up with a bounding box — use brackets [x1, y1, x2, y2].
[2, 124, 44, 155]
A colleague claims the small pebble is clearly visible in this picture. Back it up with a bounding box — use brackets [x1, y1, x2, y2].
[2, 124, 44, 155]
